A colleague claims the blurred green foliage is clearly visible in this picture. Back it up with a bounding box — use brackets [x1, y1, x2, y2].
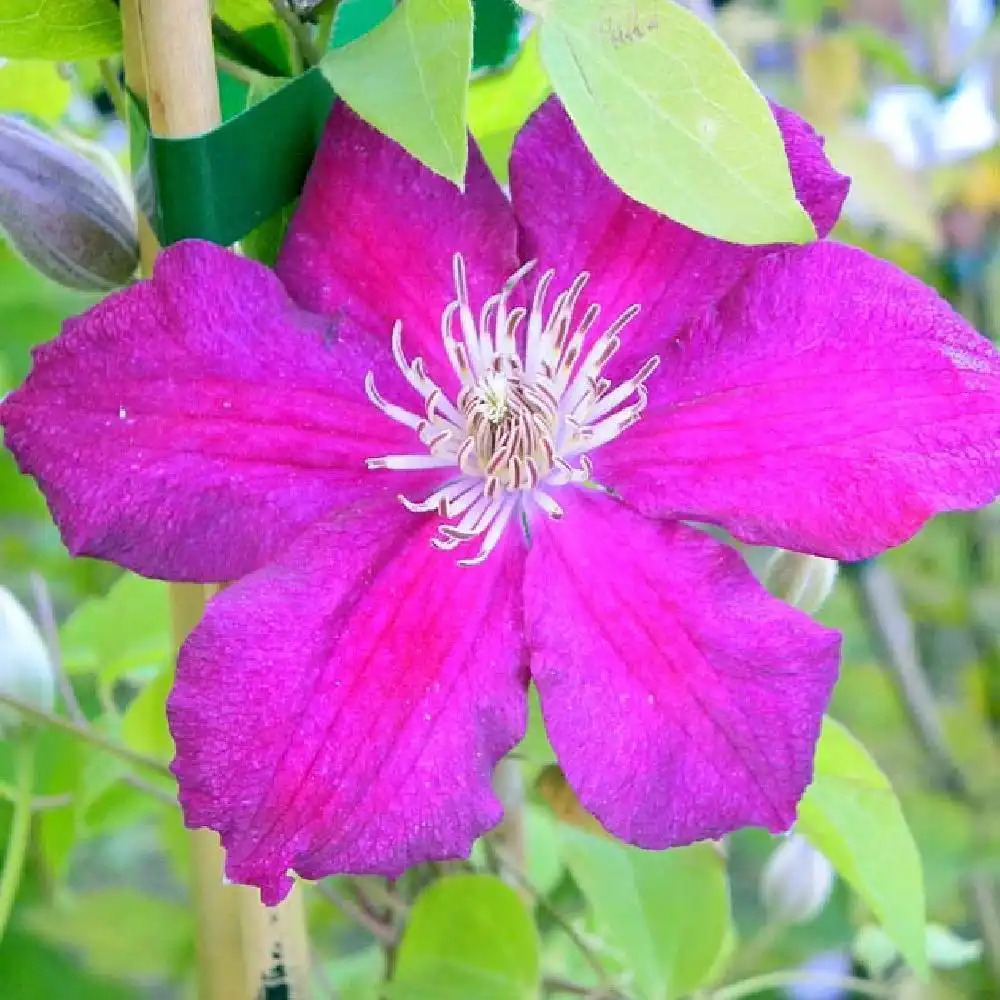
[2, 1, 1000, 999]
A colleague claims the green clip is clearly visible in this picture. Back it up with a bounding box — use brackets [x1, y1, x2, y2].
[131, 68, 333, 248]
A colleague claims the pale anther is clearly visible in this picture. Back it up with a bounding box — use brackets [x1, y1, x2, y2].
[365, 254, 658, 565]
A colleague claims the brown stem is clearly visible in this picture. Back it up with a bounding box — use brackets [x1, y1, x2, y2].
[269, 0, 323, 66]
[0, 690, 173, 778]
[844, 560, 972, 798]
[317, 881, 398, 947]
[29, 573, 85, 725]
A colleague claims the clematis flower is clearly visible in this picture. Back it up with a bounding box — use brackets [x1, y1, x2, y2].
[3, 98, 999, 904]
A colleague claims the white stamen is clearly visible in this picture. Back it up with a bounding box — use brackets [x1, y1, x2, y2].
[364, 253, 657, 565]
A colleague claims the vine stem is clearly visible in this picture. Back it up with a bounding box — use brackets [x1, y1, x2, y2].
[712, 970, 894, 1000]
[0, 734, 37, 940]
[0, 690, 172, 779]
[269, 0, 323, 67]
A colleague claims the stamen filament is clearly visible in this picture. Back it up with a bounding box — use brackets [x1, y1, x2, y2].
[364, 254, 657, 565]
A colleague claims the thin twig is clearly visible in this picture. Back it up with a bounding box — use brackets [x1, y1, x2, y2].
[544, 975, 622, 998]
[211, 14, 289, 76]
[0, 787, 72, 812]
[970, 873, 1000, 984]
[122, 773, 177, 807]
[317, 881, 397, 947]
[315, 0, 342, 51]
[215, 53, 275, 88]
[0, 691, 173, 780]
[488, 841, 616, 994]
[29, 573, 85, 725]
[269, 0, 322, 66]
[843, 560, 973, 798]
[0, 736, 35, 940]
[98, 59, 130, 123]
[712, 970, 893, 1000]
[845, 559, 1000, 980]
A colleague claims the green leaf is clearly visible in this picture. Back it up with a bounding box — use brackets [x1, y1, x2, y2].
[854, 923, 982, 977]
[0, 61, 72, 121]
[390, 874, 540, 1000]
[560, 829, 731, 1000]
[60, 573, 171, 682]
[24, 889, 193, 979]
[121, 665, 175, 761]
[468, 31, 550, 184]
[0, 0, 121, 59]
[331, 0, 396, 48]
[321, 0, 473, 185]
[215, 0, 275, 29]
[0, 927, 142, 1000]
[798, 718, 928, 975]
[535, 0, 815, 245]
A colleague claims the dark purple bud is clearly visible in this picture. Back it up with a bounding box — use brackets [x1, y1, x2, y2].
[0, 115, 139, 291]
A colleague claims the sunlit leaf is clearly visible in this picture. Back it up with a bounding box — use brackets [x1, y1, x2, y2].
[121, 665, 174, 761]
[560, 828, 731, 1000]
[0, 61, 72, 121]
[60, 573, 171, 682]
[798, 717, 928, 975]
[0, 0, 121, 59]
[534, 0, 815, 244]
[321, 0, 473, 185]
[390, 874, 540, 1000]
[214, 0, 274, 29]
[468, 31, 549, 184]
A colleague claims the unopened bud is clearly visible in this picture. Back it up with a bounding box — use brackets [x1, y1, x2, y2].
[0, 115, 138, 291]
[760, 834, 834, 925]
[0, 586, 55, 737]
[763, 550, 839, 613]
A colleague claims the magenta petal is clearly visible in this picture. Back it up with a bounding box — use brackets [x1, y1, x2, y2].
[599, 241, 1000, 560]
[169, 498, 529, 903]
[277, 102, 520, 380]
[509, 98, 849, 382]
[525, 491, 840, 847]
[0, 240, 415, 582]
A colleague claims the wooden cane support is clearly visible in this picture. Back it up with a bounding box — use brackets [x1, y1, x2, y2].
[119, 4, 310, 997]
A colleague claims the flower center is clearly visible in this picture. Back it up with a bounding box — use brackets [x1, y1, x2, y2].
[365, 253, 659, 565]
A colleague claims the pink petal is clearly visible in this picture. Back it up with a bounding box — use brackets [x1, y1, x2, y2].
[508, 98, 849, 382]
[599, 241, 1000, 560]
[169, 497, 529, 904]
[276, 102, 520, 382]
[525, 491, 840, 846]
[0, 240, 416, 582]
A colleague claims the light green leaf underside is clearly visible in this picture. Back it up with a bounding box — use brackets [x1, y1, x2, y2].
[0, 0, 122, 59]
[537, 0, 815, 245]
[798, 717, 928, 975]
[321, 0, 473, 186]
[0, 60, 72, 120]
[389, 874, 540, 1000]
[560, 829, 731, 1000]
[214, 0, 275, 30]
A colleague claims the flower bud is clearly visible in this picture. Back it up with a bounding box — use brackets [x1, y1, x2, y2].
[0, 586, 55, 737]
[0, 115, 138, 291]
[760, 834, 834, 925]
[763, 550, 839, 613]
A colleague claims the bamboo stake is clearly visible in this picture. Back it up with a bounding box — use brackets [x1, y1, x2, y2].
[119, 4, 309, 997]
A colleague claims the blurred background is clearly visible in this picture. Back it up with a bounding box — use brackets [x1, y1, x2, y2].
[3, 0, 1000, 997]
